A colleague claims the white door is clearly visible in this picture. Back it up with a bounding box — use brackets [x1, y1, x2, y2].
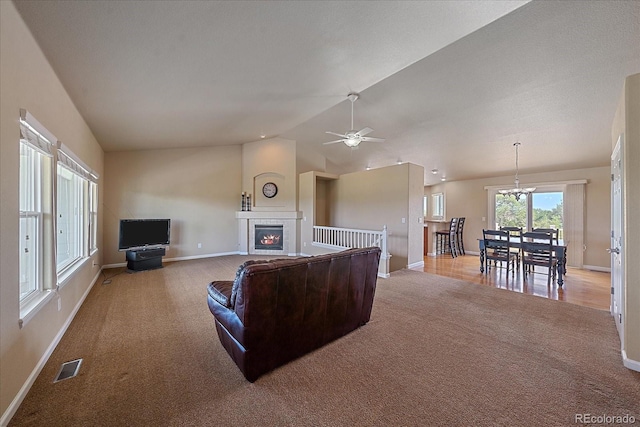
[611, 135, 624, 341]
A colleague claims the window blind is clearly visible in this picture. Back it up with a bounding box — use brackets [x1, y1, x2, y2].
[57, 143, 97, 182]
[19, 108, 56, 156]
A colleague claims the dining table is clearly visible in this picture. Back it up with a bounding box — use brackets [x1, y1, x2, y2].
[478, 238, 567, 287]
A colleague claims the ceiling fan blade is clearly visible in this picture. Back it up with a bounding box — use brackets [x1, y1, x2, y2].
[356, 127, 373, 137]
[361, 137, 386, 143]
[323, 139, 346, 145]
[326, 131, 348, 138]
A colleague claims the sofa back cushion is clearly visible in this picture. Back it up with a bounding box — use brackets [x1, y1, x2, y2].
[233, 247, 380, 358]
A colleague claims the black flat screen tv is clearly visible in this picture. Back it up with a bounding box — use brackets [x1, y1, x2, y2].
[118, 219, 171, 251]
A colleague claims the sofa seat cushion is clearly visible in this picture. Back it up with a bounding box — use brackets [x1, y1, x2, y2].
[208, 281, 233, 308]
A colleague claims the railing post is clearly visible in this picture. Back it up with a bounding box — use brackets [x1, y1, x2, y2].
[381, 225, 388, 257]
[377, 225, 390, 278]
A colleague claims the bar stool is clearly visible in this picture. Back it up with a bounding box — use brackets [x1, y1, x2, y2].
[456, 217, 466, 255]
[435, 218, 458, 257]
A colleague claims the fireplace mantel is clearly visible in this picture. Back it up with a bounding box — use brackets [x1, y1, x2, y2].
[235, 211, 302, 220]
[236, 211, 302, 255]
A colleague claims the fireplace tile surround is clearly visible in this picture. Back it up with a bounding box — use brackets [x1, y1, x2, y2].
[236, 211, 302, 256]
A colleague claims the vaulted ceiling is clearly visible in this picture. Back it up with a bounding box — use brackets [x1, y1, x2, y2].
[13, 0, 640, 185]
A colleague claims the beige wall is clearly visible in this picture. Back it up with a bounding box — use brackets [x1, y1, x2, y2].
[103, 146, 242, 265]
[242, 137, 297, 212]
[425, 166, 611, 269]
[324, 163, 424, 271]
[0, 2, 105, 420]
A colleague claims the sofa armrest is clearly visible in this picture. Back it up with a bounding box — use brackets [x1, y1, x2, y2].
[208, 281, 233, 308]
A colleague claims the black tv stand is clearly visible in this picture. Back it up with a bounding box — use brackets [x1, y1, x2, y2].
[125, 248, 165, 272]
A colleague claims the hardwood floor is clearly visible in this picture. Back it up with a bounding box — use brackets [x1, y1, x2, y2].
[412, 254, 611, 311]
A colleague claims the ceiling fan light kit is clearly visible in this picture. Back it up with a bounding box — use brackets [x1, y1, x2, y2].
[499, 142, 536, 201]
[324, 93, 386, 148]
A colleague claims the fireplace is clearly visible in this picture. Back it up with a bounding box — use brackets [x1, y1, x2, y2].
[254, 225, 284, 251]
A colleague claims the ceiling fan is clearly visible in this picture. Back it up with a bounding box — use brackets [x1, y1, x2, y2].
[324, 93, 385, 148]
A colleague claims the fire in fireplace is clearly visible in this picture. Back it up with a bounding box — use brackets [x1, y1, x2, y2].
[255, 225, 284, 250]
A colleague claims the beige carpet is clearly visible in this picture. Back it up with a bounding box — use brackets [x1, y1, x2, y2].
[9, 256, 640, 426]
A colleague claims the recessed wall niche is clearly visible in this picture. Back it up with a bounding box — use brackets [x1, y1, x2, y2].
[254, 172, 285, 208]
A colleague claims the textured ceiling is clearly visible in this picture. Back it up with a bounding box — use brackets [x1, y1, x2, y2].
[13, 0, 640, 184]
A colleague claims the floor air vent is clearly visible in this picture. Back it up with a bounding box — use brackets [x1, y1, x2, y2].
[54, 358, 82, 383]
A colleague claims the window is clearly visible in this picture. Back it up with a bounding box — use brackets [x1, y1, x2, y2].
[56, 163, 85, 272]
[494, 191, 563, 236]
[532, 192, 563, 239]
[495, 193, 527, 229]
[19, 143, 44, 302]
[56, 145, 97, 277]
[18, 109, 99, 325]
[89, 182, 98, 253]
[423, 196, 428, 218]
[19, 112, 55, 315]
[432, 193, 444, 219]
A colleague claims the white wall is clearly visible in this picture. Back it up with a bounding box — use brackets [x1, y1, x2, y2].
[1, 2, 104, 421]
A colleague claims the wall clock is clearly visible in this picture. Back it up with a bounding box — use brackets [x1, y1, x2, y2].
[262, 182, 278, 198]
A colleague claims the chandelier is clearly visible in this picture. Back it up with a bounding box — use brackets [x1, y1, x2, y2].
[498, 142, 535, 201]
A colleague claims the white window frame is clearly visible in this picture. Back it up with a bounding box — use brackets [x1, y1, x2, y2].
[56, 163, 86, 275]
[19, 111, 57, 326]
[432, 192, 444, 220]
[19, 143, 44, 305]
[18, 110, 99, 326]
[56, 144, 97, 284]
[89, 181, 98, 254]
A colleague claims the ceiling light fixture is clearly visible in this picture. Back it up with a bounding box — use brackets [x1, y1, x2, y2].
[441, 176, 446, 182]
[431, 168, 438, 174]
[498, 142, 536, 201]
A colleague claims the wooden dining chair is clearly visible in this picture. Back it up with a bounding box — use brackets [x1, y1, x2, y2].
[520, 231, 557, 284]
[532, 228, 559, 245]
[499, 226, 523, 267]
[531, 227, 562, 273]
[482, 229, 517, 276]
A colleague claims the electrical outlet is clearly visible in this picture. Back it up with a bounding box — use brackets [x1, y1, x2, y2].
[401, 217, 406, 224]
[197, 243, 202, 249]
[304, 242, 307, 247]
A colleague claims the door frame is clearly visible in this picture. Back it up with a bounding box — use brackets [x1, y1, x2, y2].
[611, 134, 624, 342]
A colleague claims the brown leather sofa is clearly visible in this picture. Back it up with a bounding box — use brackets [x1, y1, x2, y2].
[207, 247, 381, 381]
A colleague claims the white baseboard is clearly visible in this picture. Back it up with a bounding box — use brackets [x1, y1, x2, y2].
[377, 272, 390, 279]
[1, 269, 103, 427]
[583, 265, 611, 273]
[407, 260, 425, 269]
[102, 262, 126, 269]
[104, 251, 316, 270]
[622, 350, 640, 372]
[164, 251, 239, 262]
